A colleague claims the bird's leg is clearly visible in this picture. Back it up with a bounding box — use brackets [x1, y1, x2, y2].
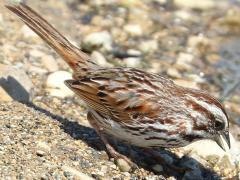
[87, 112, 136, 168]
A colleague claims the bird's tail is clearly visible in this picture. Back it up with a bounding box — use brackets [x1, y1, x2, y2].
[6, 3, 95, 71]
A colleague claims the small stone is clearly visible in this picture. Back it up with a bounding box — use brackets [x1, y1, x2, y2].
[174, 0, 215, 10]
[127, 49, 142, 57]
[28, 65, 48, 75]
[122, 172, 130, 177]
[46, 71, 74, 98]
[218, 154, 235, 170]
[100, 165, 108, 174]
[152, 164, 163, 173]
[123, 57, 141, 68]
[154, 0, 167, 4]
[36, 150, 46, 157]
[0, 145, 5, 151]
[29, 49, 45, 58]
[116, 158, 132, 172]
[167, 177, 176, 180]
[41, 174, 49, 180]
[41, 55, 59, 72]
[36, 141, 51, 153]
[139, 40, 158, 53]
[91, 51, 112, 67]
[83, 31, 112, 51]
[124, 24, 143, 36]
[174, 10, 192, 20]
[185, 74, 205, 83]
[96, 170, 105, 176]
[181, 139, 228, 161]
[187, 35, 210, 49]
[167, 68, 182, 78]
[0, 64, 32, 102]
[62, 166, 94, 180]
[119, 0, 140, 7]
[63, 171, 73, 179]
[175, 52, 194, 71]
[110, 164, 117, 169]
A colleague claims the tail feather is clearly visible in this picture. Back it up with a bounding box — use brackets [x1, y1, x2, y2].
[6, 3, 95, 71]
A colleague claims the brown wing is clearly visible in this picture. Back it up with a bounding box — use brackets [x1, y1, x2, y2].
[65, 68, 168, 122]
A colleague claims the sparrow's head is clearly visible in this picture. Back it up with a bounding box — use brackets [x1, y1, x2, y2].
[185, 89, 230, 151]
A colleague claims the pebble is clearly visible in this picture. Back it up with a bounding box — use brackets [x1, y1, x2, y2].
[174, 10, 192, 21]
[45, 71, 74, 98]
[152, 164, 163, 173]
[154, 0, 167, 4]
[62, 166, 94, 180]
[27, 65, 48, 75]
[138, 40, 158, 53]
[181, 136, 237, 172]
[1, 0, 239, 179]
[116, 159, 132, 172]
[83, 31, 112, 51]
[167, 68, 182, 79]
[100, 165, 108, 174]
[123, 24, 143, 36]
[182, 139, 225, 159]
[185, 74, 205, 83]
[127, 49, 142, 57]
[91, 51, 112, 67]
[41, 55, 59, 72]
[174, 0, 215, 10]
[175, 52, 194, 71]
[0, 64, 32, 102]
[218, 154, 235, 170]
[29, 49, 45, 58]
[36, 150, 46, 157]
[119, 0, 140, 7]
[123, 57, 141, 68]
[167, 177, 176, 180]
[36, 141, 51, 153]
[187, 35, 210, 49]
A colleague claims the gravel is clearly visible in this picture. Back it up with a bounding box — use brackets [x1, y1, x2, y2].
[0, 0, 240, 179]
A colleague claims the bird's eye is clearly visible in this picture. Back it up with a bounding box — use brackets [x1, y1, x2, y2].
[215, 120, 225, 131]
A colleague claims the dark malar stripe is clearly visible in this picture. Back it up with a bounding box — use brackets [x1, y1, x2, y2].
[144, 136, 167, 141]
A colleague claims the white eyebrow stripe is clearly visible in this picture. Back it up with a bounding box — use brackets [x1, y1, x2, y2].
[189, 96, 228, 124]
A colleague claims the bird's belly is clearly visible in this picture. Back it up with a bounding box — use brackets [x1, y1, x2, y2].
[95, 116, 189, 148]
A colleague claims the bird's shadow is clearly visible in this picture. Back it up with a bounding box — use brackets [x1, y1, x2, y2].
[0, 76, 222, 179]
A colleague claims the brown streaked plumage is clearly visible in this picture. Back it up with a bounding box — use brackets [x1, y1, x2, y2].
[6, 2, 230, 170]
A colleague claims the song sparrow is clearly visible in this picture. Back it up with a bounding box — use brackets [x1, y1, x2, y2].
[6, 3, 230, 168]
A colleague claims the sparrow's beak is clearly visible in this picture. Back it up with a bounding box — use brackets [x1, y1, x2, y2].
[215, 131, 231, 151]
